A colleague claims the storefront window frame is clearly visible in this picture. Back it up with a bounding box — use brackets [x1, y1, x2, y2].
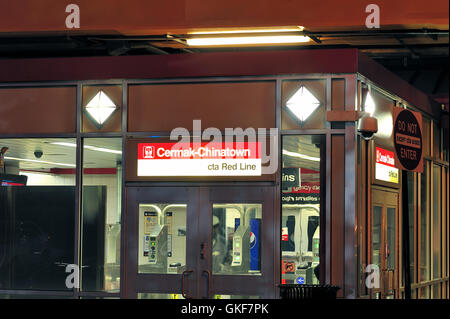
[0, 81, 125, 299]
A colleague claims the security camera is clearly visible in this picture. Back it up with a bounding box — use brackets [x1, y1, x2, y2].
[357, 115, 378, 140]
[34, 150, 43, 158]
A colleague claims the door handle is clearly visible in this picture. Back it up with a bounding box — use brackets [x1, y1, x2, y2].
[182, 270, 194, 299]
[202, 270, 211, 299]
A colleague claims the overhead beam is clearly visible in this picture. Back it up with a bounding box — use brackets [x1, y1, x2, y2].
[0, 0, 448, 35]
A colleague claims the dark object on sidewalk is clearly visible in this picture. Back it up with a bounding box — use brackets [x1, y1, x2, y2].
[279, 284, 340, 299]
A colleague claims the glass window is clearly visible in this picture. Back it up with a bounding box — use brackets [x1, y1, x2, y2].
[422, 118, 431, 158]
[433, 122, 441, 160]
[138, 203, 186, 274]
[0, 138, 76, 290]
[212, 203, 262, 276]
[81, 138, 122, 292]
[372, 206, 382, 269]
[138, 293, 185, 299]
[445, 167, 448, 279]
[407, 172, 415, 284]
[419, 162, 430, 290]
[432, 164, 441, 280]
[281, 135, 322, 285]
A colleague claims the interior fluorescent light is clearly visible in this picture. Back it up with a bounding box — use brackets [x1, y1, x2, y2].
[364, 91, 376, 116]
[286, 86, 321, 122]
[282, 150, 320, 162]
[50, 142, 122, 154]
[4, 156, 76, 167]
[186, 35, 310, 46]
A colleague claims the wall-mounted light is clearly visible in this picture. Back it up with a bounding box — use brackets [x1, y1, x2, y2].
[84, 90, 118, 128]
[361, 86, 376, 116]
[285, 86, 321, 122]
[186, 26, 310, 47]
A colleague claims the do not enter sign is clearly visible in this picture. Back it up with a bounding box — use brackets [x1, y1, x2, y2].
[393, 108, 423, 173]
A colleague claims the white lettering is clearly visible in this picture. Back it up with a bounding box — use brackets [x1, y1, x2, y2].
[65, 4, 80, 29]
[365, 4, 380, 29]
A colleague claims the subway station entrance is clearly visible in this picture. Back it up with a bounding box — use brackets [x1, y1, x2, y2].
[124, 185, 276, 299]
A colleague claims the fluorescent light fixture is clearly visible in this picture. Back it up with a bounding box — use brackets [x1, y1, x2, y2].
[285, 86, 321, 122]
[4, 156, 76, 167]
[84, 90, 118, 128]
[282, 150, 320, 162]
[364, 91, 376, 116]
[50, 142, 122, 154]
[187, 35, 310, 46]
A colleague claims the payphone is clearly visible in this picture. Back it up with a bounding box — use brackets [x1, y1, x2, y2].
[231, 206, 261, 274]
[231, 224, 251, 271]
[147, 224, 168, 271]
[141, 210, 168, 273]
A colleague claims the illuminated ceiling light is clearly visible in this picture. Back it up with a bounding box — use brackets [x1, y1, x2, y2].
[186, 35, 310, 46]
[84, 90, 118, 128]
[186, 26, 309, 46]
[4, 156, 76, 167]
[364, 91, 376, 116]
[285, 86, 321, 122]
[50, 142, 122, 154]
[282, 150, 320, 162]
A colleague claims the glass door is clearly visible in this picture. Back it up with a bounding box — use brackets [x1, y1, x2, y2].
[371, 188, 399, 299]
[125, 185, 275, 299]
[125, 186, 199, 299]
[198, 186, 275, 299]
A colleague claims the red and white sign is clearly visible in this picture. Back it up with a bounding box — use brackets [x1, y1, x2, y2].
[375, 147, 399, 183]
[137, 142, 261, 176]
[281, 227, 289, 241]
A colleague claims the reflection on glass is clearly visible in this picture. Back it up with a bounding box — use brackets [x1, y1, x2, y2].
[138, 203, 186, 274]
[0, 138, 76, 291]
[420, 162, 429, 285]
[407, 172, 415, 284]
[386, 208, 396, 270]
[212, 204, 262, 276]
[372, 206, 382, 269]
[432, 164, 440, 280]
[213, 295, 260, 299]
[281, 135, 321, 285]
[81, 138, 122, 292]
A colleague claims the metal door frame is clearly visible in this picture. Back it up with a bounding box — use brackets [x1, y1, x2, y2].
[123, 184, 275, 299]
[370, 187, 400, 299]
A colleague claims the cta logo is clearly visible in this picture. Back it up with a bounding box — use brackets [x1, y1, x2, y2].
[143, 146, 155, 159]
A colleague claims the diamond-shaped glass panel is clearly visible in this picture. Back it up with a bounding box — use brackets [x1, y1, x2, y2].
[85, 90, 118, 126]
[286, 86, 320, 122]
